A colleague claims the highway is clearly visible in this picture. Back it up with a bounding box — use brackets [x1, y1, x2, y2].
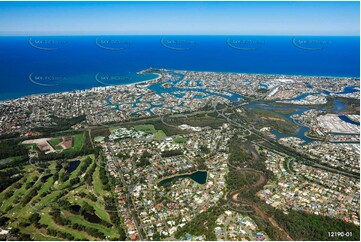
[211, 100, 359, 179]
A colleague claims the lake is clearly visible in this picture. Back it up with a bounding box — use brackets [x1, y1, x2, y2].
[65, 160, 80, 173]
[158, 171, 208, 186]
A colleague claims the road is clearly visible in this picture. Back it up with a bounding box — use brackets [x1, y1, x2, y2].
[212, 101, 359, 179]
[213, 102, 294, 240]
[106, 144, 145, 240]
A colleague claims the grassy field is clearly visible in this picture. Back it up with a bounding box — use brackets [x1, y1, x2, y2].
[174, 136, 187, 143]
[47, 138, 63, 150]
[25, 133, 85, 155]
[153, 130, 167, 139]
[0, 154, 125, 241]
[134, 124, 167, 139]
[61, 133, 84, 154]
[134, 124, 156, 133]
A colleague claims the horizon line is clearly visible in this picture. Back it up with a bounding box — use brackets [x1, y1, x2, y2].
[0, 33, 360, 37]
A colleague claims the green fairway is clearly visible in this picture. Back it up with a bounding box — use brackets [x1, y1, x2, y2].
[66, 196, 111, 224]
[39, 210, 94, 240]
[0, 154, 124, 241]
[22, 225, 60, 241]
[93, 163, 111, 197]
[63, 210, 119, 239]
[32, 233, 60, 241]
[0, 177, 29, 211]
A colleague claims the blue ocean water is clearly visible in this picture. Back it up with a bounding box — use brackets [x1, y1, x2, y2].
[0, 35, 359, 101]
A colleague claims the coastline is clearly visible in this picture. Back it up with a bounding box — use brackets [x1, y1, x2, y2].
[0, 68, 359, 103]
[134, 72, 162, 84]
[0, 72, 163, 103]
[165, 68, 361, 79]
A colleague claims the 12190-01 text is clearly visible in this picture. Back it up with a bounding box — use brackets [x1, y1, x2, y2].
[328, 232, 353, 237]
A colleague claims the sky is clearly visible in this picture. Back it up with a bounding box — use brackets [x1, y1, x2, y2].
[0, 1, 359, 36]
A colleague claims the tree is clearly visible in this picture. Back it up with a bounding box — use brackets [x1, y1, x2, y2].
[29, 213, 41, 224]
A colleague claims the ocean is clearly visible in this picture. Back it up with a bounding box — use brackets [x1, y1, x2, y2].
[0, 35, 359, 101]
